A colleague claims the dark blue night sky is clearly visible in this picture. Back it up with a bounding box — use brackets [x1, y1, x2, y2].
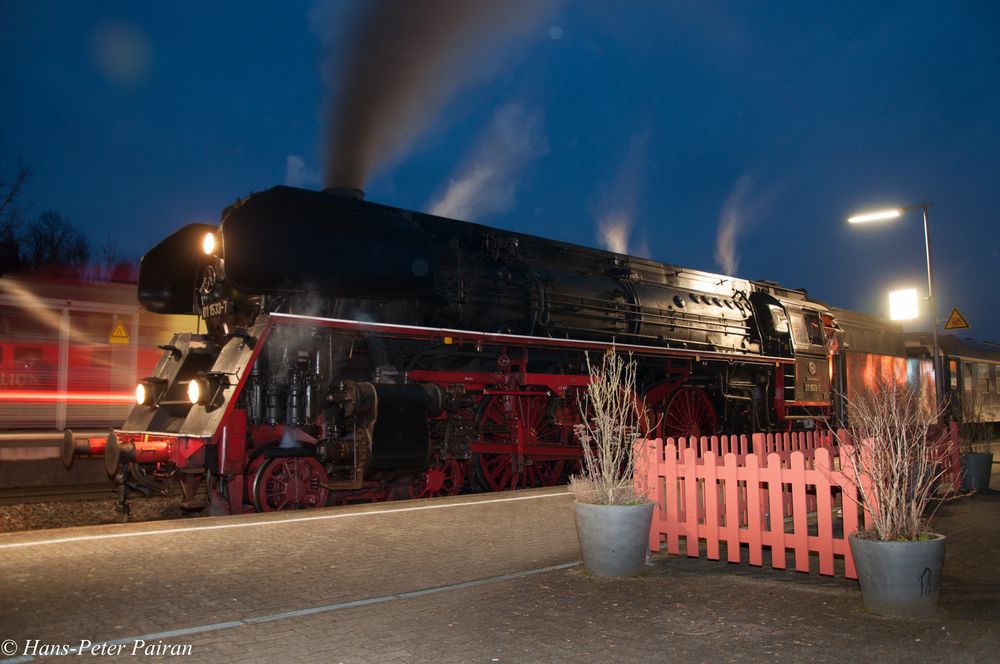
[2, 1, 998, 338]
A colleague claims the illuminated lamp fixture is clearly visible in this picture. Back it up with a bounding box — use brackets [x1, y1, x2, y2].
[188, 374, 227, 406]
[847, 208, 902, 224]
[202, 231, 218, 255]
[136, 377, 167, 407]
[888, 288, 919, 321]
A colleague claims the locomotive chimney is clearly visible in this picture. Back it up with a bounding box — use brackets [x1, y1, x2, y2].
[324, 187, 365, 200]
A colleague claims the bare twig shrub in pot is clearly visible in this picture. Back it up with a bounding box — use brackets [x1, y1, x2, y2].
[958, 395, 993, 493]
[843, 377, 955, 618]
[569, 350, 654, 577]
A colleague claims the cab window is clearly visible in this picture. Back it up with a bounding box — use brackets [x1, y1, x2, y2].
[767, 304, 789, 334]
[789, 314, 808, 346]
[804, 311, 824, 345]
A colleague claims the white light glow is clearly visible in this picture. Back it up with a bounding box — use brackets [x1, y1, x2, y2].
[187, 379, 201, 404]
[135, 383, 146, 405]
[202, 232, 217, 255]
[889, 288, 920, 321]
[847, 209, 902, 224]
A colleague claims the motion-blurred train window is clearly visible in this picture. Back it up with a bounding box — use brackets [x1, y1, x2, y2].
[90, 347, 111, 369]
[963, 362, 974, 393]
[0, 305, 61, 342]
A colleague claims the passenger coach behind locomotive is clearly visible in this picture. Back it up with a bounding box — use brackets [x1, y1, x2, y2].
[76, 186, 834, 513]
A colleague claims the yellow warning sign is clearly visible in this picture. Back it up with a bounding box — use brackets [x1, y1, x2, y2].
[109, 320, 130, 344]
[944, 308, 971, 330]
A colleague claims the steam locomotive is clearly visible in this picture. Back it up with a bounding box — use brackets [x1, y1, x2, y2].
[61, 186, 914, 513]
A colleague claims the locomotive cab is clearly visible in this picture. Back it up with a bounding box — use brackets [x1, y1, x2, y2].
[748, 285, 834, 424]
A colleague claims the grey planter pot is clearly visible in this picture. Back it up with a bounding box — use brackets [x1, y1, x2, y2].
[960, 452, 993, 492]
[849, 533, 945, 619]
[573, 501, 654, 577]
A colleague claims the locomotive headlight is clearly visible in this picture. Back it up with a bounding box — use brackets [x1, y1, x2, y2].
[201, 232, 217, 255]
[187, 377, 204, 404]
[136, 378, 167, 407]
[188, 375, 222, 406]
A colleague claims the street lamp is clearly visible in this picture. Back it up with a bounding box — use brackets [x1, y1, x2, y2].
[888, 288, 919, 321]
[847, 202, 943, 410]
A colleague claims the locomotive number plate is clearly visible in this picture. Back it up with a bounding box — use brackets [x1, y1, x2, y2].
[201, 298, 229, 319]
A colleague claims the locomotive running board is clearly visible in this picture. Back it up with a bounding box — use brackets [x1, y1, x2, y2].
[268, 313, 793, 367]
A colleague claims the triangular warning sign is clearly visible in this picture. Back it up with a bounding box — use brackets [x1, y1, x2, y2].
[109, 320, 130, 344]
[944, 308, 970, 330]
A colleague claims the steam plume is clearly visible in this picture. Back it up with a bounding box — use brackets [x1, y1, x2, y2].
[322, 0, 558, 190]
[598, 213, 631, 254]
[714, 174, 780, 276]
[285, 155, 321, 188]
[428, 103, 546, 220]
[595, 131, 649, 255]
[715, 175, 752, 276]
[91, 20, 152, 87]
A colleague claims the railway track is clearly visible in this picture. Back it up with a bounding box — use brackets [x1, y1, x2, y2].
[0, 483, 117, 506]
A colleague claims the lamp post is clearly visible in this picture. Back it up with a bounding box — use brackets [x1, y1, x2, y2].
[847, 202, 943, 410]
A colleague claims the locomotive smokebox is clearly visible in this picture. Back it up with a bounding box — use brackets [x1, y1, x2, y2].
[323, 186, 365, 200]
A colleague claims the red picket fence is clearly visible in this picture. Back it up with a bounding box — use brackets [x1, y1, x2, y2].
[636, 424, 959, 580]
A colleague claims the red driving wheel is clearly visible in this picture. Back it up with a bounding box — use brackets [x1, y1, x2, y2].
[409, 459, 464, 499]
[474, 394, 567, 491]
[658, 387, 719, 440]
[524, 458, 566, 487]
[251, 456, 330, 512]
[474, 452, 515, 492]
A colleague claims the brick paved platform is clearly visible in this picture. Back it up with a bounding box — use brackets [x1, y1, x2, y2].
[1, 470, 998, 664]
[0, 487, 578, 662]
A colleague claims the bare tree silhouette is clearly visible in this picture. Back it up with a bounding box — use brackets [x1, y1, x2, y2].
[0, 148, 31, 273]
[22, 210, 90, 268]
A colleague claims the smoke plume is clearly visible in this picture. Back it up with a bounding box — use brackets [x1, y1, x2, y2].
[321, 0, 558, 190]
[594, 131, 649, 255]
[428, 103, 546, 220]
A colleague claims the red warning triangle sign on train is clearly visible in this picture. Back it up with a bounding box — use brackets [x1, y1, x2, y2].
[109, 320, 130, 344]
[944, 308, 971, 330]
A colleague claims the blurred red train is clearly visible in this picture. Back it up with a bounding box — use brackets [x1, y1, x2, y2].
[0, 273, 196, 432]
